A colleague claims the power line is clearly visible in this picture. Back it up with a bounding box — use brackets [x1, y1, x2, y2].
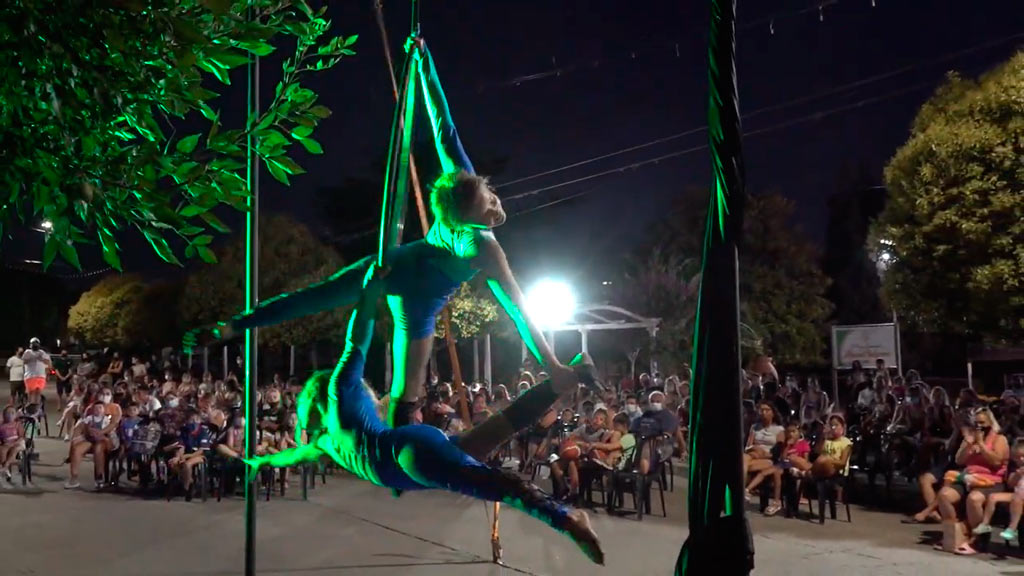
[503, 78, 939, 205]
[494, 31, 1024, 190]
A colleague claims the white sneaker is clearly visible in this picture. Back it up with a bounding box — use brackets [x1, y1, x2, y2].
[63, 479, 81, 490]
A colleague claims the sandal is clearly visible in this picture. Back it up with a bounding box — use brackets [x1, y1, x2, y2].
[764, 503, 782, 517]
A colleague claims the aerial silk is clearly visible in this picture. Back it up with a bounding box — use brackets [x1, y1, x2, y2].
[676, 1, 753, 575]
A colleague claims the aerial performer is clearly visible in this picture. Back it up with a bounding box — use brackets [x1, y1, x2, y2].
[184, 39, 594, 450]
[245, 263, 604, 564]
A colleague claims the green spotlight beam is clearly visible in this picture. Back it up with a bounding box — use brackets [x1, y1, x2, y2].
[675, 0, 753, 574]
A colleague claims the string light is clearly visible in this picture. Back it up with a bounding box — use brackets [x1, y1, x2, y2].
[819, 4, 825, 22]
[769, 19, 775, 35]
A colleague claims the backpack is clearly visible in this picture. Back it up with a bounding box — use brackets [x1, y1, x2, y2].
[129, 422, 162, 456]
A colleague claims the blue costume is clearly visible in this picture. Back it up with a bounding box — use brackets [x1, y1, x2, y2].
[315, 348, 569, 535]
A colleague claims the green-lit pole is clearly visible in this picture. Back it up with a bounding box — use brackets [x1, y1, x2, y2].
[676, 0, 753, 574]
[244, 4, 261, 575]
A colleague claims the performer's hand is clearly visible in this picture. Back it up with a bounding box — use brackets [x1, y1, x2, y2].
[404, 35, 425, 54]
[182, 322, 234, 354]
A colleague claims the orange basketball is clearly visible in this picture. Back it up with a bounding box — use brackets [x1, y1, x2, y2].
[559, 439, 581, 461]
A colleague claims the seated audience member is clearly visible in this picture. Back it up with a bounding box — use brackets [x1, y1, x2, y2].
[623, 394, 642, 426]
[0, 406, 27, 487]
[812, 414, 853, 480]
[631, 391, 686, 452]
[743, 401, 784, 485]
[975, 441, 1024, 542]
[746, 421, 812, 516]
[471, 392, 492, 426]
[584, 412, 632, 470]
[66, 402, 110, 489]
[551, 408, 611, 500]
[933, 407, 1009, 555]
[166, 409, 211, 500]
[57, 378, 88, 440]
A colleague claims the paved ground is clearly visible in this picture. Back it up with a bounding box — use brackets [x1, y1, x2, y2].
[3, 383, 1024, 575]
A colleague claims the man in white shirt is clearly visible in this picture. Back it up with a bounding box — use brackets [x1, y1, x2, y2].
[22, 338, 52, 406]
[856, 385, 877, 410]
[6, 347, 25, 404]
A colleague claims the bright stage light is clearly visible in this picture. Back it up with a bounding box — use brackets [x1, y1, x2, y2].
[526, 279, 576, 329]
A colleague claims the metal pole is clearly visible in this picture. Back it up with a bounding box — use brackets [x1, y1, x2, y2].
[289, 345, 296, 376]
[483, 333, 492, 385]
[222, 345, 229, 380]
[473, 338, 479, 383]
[580, 330, 588, 354]
[203, 346, 209, 375]
[243, 10, 261, 574]
[677, 0, 752, 574]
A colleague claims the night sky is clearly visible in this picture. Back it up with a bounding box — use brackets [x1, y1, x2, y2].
[4, 0, 1022, 297]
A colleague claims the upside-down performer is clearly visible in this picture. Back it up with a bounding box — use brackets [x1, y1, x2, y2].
[185, 40, 593, 446]
[247, 263, 604, 564]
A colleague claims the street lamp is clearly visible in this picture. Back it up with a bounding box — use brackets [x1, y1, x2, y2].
[525, 279, 576, 329]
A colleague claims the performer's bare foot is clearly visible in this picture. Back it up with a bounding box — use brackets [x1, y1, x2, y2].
[564, 508, 604, 565]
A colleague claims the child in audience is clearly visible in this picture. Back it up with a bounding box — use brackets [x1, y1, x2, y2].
[0, 406, 27, 487]
[583, 412, 631, 470]
[166, 409, 210, 501]
[975, 442, 1024, 541]
[74, 402, 108, 447]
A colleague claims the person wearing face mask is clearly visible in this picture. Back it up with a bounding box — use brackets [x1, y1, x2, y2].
[622, 394, 642, 426]
[65, 388, 121, 490]
[631, 391, 686, 467]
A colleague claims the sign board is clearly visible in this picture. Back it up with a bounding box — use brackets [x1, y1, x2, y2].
[831, 323, 900, 370]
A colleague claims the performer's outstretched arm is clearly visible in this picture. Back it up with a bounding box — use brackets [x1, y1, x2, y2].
[417, 43, 474, 175]
[478, 234, 556, 369]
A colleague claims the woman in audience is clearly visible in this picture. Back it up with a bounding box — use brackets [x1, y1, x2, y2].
[974, 441, 1024, 543]
[57, 377, 88, 441]
[0, 405, 27, 487]
[471, 392, 492, 426]
[747, 421, 811, 515]
[551, 408, 610, 501]
[800, 377, 828, 423]
[919, 387, 956, 471]
[933, 407, 1009, 554]
[65, 387, 122, 490]
[744, 401, 785, 489]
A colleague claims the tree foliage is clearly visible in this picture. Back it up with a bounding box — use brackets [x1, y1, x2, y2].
[180, 212, 347, 347]
[872, 52, 1024, 341]
[67, 272, 165, 348]
[613, 248, 700, 373]
[642, 189, 832, 365]
[435, 282, 499, 341]
[0, 0, 354, 271]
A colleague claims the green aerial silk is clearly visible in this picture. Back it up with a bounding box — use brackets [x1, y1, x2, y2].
[676, 0, 753, 574]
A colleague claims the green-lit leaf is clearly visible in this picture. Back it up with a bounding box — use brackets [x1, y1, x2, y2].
[192, 235, 213, 246]
[197, 246, 217, 263]
[176, 134, 201, 154]
[272, 156, 305, 175]
[143, 229, 182, 266]
[42, 235, 59, 270]
[180, 204, 207, 218]
[58, 240, 81, 271]
[201, 211, 231, 233]
[258, 129, 288, 150]
[99, 230, 122, 272]
[343, 35, 359, 48]
[185, 244, 197, 259]
[309, 105, 331, 118]
[265, 160, 290, 185]
[299, 137, 323, 154]
[197, 59, 230, 84]
[180, 226, 203, 236]
[291, 126, 313, 139]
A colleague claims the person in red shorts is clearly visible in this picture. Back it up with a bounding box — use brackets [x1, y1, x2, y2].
[21, 338, 51, 407]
